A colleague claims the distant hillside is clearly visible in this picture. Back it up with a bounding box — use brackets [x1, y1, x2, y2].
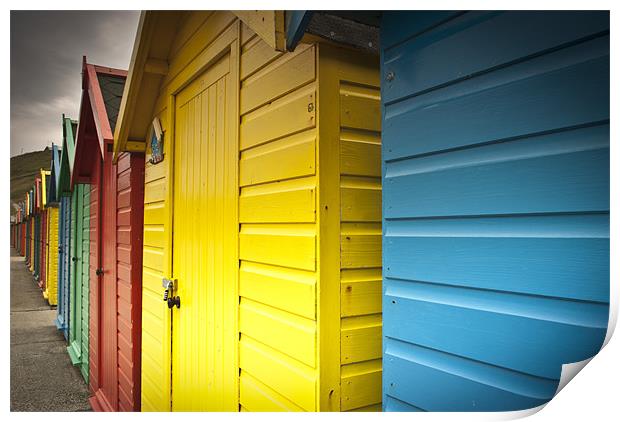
[10, 148, 52, 220]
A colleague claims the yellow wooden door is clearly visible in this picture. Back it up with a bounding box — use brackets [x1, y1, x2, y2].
[171, 53, 238, 411]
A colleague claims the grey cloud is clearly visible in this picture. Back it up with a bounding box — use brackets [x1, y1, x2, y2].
[11, 10, 140, 156]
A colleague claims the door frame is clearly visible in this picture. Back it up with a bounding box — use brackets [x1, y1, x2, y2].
[159, 21, 241, 410]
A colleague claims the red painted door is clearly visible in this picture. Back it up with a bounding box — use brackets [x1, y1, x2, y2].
[91, 146, 118, 411]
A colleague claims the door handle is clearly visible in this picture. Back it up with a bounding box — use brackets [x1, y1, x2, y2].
[72, 256, 77, 262]
[96, 268, 104, 276]
[167, 296, 181, 309]
[162, 278, 181, 309]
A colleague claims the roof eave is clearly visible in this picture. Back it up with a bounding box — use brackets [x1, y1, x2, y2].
[71, 57, 127, 189]
[113, 11, 154, 161]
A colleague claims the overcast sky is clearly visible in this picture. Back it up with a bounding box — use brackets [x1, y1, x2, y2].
[10, 11, 140, 157]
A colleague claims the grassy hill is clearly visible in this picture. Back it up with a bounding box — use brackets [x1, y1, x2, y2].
[10, 148, 52, 220]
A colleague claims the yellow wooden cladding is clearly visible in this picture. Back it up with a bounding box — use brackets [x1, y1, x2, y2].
[239, 335, 316, 411]
[239, 86, 316, 151]
[338, 72, 382, 411]
[341, 269, 382, 317]
[239, 224, 316, 271]
[341, 314, 383, 364]
[238, 39, 319, 410]
[141, 120, 171, 411]
[340, 134, 381, 177]
[239, 262, 315, 320]
[341, 359, 382, 411]
[240, 298, 316, 367]
[240, 372, 305, 411]
[239, 178, 316, 224]
[240, 35, 283, 79]
[129, 13, 381, 412]
[240, 131, 316, 186]
[240, 44, 315, 114]
[45, 207, 59, 305]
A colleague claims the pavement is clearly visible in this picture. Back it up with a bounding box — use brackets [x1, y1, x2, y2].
[10, 248, 91, 411]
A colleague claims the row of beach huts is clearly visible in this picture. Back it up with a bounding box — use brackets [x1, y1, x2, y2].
[10, 11, 609, 412]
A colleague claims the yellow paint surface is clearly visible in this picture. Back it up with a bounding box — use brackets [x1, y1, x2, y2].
[40, 170, 50, 208]
[171, 52, 238, 411]
[334, 56, 383, 412]
[133, 12, 381, 412]
[45, 207, 59, 305]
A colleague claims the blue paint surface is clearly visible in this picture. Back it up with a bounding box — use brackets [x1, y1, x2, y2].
[286, 11, 313, 51]
[381, 11, 609, 412]
[47, 144, 61, 205]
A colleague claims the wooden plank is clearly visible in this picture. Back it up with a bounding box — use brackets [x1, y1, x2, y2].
[240, 131, 316, 186]
[168, 12, 213, 58]
[341, 315, 382, 364]
[341, 272, 382, 317]
[240, 45, 315, 114]
[383, 338, 548, 411]
[381, 11, 460, 50]
[240, 181, 316, 223]
[384, 278, 607, 379]
[240, 224, 316, 271]
[341, 186, 381, 223]
[175, 53, 230, 106]
[240, 87, 316, 150]
[142, 268, 164, 296]
[341, 359, 382, 411]
[117, 189, 131, 209]
[241, 36, 284, 80]
[143, 226, 165, 247]
[341, 223, 382, 269]
[164, 12, 235, 87]
[384, 233, 609, 303]
[384, 126, 609, 218]
[384, 46, 609, 161]
[142, 246, 164, 273]
[239, 335, 316, 411]
[240, 371, 305, 411]
[383, 11, 609, 103]
[240, 298, 316, 367]
[240, 261, 316, 320]
[144, 178, 166, 204]
[340, 138, 381, 177]
[340, 85, 381, 132]
[143, 203, 165, 226]
[144, 160, 166, 183]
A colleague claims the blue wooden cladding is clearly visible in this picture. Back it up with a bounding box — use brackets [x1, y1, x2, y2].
[381, 11, 609, 412]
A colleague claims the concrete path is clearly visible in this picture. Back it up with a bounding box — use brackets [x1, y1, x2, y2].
[10, 248, 91, 411]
